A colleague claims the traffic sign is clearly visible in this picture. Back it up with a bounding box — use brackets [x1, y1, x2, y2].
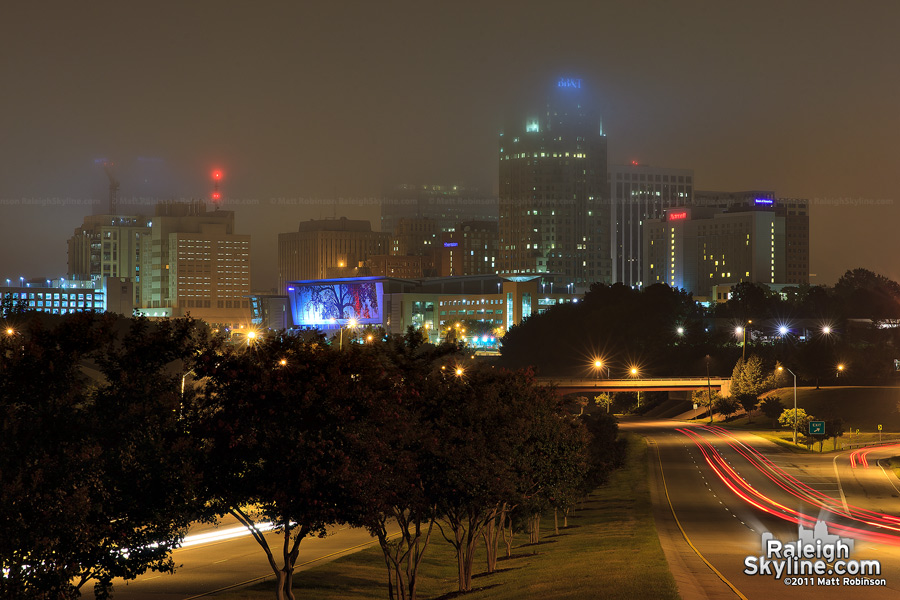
[809, 421, 825, 435]
[878, 424, 883, 431]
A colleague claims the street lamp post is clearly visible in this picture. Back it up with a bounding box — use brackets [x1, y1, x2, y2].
[736, 320, 752, 362]
[706, 355, 713, 424]
[779, 366, 798, 444]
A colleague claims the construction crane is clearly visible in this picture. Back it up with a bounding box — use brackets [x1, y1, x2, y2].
[98, 159, 120, 215]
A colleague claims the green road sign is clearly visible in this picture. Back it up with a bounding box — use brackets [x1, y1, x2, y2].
[809, 421, 825, 435]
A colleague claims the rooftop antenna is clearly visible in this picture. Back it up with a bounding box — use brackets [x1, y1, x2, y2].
[98, 160, 120, 215]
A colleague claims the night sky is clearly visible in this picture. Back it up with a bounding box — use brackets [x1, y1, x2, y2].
[2, 1, 898, 290]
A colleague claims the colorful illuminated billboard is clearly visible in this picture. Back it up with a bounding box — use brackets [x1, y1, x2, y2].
[288, 280, 383, 326]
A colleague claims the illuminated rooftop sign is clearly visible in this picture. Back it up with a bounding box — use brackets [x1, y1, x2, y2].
[754, 198, 774, 205]
[443, 242, 458, 247]
[557, 77, 582, 89]
[668, 211, 688, 221]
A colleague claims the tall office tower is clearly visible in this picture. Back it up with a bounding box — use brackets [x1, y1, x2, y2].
[277, 217, 391, 292]
[608, 163, 694, 288]
[498, 77, 609, 284]
[138, 201, 251, 326]
[776, 198, 809, 285]
[695, 190, 808, 285]
[67, 214, 152, 305]
[380, 183, 497, 237]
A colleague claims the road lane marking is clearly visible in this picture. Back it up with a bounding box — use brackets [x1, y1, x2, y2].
[832, 453, 851, 516]
[654, 442, 749, 600]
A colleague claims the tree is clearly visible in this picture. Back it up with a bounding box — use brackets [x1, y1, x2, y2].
[195, 336, 374, 600]
[691, 387, 720, 423]
[825, 418, 846, 451]
[713, 394, 741, 421]
[759, 396, 785, 428]
[343, 331, 457, 600]
[730, 355, 773, 421]
[0, 314, 211, 600]
[779, 408, 813, 445]
[428, 367, 586, 592]
[594, 392, 614, 414]
[0, 292, 28, 318]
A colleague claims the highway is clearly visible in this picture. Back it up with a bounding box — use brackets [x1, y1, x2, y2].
[627, 419, 900, 599]
[112, 516, 385, 600]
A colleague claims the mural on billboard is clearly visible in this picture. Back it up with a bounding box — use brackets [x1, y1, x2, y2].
[291, 281, 383, 325]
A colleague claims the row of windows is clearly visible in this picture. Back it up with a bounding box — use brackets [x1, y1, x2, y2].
[441, 309, 503, 316]
[615, 173, 692, 183]
[10, 292, 98, 301]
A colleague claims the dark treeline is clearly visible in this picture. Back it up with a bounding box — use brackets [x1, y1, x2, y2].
[0, 315, 623, 600]
[499, 268, 900, 382]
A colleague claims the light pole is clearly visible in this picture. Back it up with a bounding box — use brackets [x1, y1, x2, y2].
[779, 366, 798, 444]
[629, 367, 641, 408]
[736, 319, 752, 362]
[706, 355, 713, 424]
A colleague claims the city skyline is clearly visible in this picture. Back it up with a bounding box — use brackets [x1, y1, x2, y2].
[2, 1, 898, 289]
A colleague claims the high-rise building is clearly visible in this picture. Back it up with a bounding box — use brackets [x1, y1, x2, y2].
[694, 190, 808, 285]
[643, 205, 785, 300]
[439, 221, 498, 277]
[278, 217, 390, 291]
[67, 214, 151, 305]
[137, 201, 251, 325]
[775, 198, 809, 285]
[498, 77, 609, 284]
[609, 163, 694, 288]
[392, 217, 439, 275]
[380, 183, 497, 237]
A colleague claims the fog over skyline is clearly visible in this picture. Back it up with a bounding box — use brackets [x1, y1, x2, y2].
[2, 1, 898, 290]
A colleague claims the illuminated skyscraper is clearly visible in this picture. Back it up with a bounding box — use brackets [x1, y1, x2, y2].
[498, 77, 609, 284]
[609, 163, 694, 288]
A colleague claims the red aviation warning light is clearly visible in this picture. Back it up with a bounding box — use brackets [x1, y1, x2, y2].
[211, 169, 223, 206]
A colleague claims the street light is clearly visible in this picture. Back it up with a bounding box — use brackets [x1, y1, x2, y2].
[736, 320, 752, 362]
[676, 326, 684, 336]
[593, 359, 610, 380]
[706, 355, 713, 424]
[837, 363, 844, 378]
[629, 366, 641, 408]
[778, 366, 798, 444]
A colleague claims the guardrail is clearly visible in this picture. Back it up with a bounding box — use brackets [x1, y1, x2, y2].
[841, 438, 900, 450]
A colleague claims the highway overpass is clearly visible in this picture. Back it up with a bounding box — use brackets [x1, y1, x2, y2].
[536, 376, 731, 394]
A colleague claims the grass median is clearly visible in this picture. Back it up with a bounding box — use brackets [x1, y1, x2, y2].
[216, 433, 679, 600]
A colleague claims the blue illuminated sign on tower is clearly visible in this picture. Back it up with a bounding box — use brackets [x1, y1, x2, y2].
[557, 77, 582, 89]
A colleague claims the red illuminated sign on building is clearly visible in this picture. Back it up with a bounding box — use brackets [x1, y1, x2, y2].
[668, 211, 687, 221]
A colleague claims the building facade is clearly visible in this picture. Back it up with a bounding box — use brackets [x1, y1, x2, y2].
[136, 201, 251, 326]
[643, 205, 785, 301]
[608, 163, 694, 288]
[694, 190, 809, 285]
[499, 77, 609, 284]
[67, 214, 151, 305]
[284, 274, 579, 347]
[439, 220, 498, 277]
[380, 183, 497, 238]
[1, 276, 134, 317]
[278, 217, 390, 291]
